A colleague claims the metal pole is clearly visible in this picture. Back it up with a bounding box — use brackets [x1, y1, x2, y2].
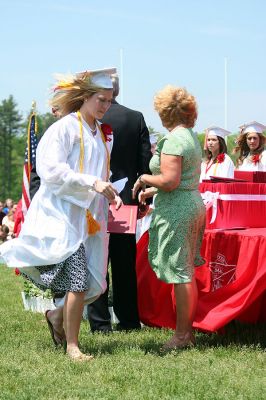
[224, 57, 228, 130]
[120, 48, 124, 105]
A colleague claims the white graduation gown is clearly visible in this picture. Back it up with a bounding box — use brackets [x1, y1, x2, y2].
[0, 113, 111, 304]
[200, 154, 235, 182]
[238, 150, 266, 171]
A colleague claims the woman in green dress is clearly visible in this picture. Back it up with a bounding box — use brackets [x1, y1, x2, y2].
[132, 85, 205, 350]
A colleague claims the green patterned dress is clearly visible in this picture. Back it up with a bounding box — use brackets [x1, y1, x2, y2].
[148, 127, 205, 284]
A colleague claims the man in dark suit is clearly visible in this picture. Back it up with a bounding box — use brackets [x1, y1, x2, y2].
[87, 74, 152, 332]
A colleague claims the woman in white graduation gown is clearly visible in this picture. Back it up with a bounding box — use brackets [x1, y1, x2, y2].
[200, 126, 235, 182]
[234, 121, 266, 171]
[0, 68, 122, 361]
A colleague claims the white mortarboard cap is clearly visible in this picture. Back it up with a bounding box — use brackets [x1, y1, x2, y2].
[206, 126, 231, 139]
[149, 133, 158, 145]
[77, 67, 117, 89]
[240, 121, 266, 135]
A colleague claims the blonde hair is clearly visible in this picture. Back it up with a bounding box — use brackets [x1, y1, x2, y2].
[233, 130, 266, 167]
[50, 72, 108, 116]
[154, 85, 197, 129]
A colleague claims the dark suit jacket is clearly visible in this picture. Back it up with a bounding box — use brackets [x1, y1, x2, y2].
[102, 100, 152, 205]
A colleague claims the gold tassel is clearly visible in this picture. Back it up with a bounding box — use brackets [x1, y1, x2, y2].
[76, 111, 107, 237]
[86, 210, 101, 235]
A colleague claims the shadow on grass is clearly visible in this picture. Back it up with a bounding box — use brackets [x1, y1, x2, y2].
[80, 322, 266, 357]
[80, 327, 164, 356]
[196, 321, 266, 349]
[36, 321, 266, 359]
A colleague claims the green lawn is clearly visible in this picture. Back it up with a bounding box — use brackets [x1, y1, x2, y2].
[0, 265, 265, 400]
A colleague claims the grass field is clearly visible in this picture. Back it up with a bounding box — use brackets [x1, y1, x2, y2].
[0, 265, 265, 400]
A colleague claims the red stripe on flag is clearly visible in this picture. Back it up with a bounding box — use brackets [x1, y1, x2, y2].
[22, 164, 31, 216]
[20, 112, 37, 222]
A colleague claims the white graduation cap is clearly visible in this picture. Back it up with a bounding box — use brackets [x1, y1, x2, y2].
[240, 121, 266, 135]
[205, 126, 231, 139]
[149, 133, 158, 145]
[204, 126, 231, 150]
[76, 67, 117, 89]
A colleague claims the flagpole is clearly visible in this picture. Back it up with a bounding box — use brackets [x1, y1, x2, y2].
[27, 101, 37, 177]
[31, 100, 36, 112]
[31, 100, 37, 133]
[22, 102, 38, 218]
[224, 57, 228, 130]
[120, 48, 124, 105]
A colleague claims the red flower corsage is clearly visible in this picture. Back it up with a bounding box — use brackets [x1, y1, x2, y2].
[100, 123, 113, 142]
[251, 154, 260, 164]
[216, 153, 225, 163]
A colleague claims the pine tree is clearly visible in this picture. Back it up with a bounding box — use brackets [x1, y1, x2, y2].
[0, 96, 23, 201]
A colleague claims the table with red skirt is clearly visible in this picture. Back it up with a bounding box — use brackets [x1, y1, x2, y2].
[136, 182, 266, 332]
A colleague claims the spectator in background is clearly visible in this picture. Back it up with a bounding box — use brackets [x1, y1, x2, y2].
[87, 73, 152, 332]
[200, 126, 235, 182]
[150, 133, 159, 154]
[0, 225, 9, 244]
[234, 121, 266, 171]
[2, 210, 15, 240]
[13, 200, 23, 237]
[0, 201, 6, 225]
[2, 198, 13, 215]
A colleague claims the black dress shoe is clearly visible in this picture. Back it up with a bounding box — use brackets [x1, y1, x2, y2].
[91, 327, 113, 334]
[115, 323, 141, 332]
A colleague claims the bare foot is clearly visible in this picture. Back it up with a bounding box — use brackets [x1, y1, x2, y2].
[67, 346, 94, 362]
[161, 332, 195, 352]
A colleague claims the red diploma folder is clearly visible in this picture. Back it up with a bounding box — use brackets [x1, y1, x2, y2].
[206, 176, 246, 183]
[234, 171, 266, 183]
[107, 205, 138, 234]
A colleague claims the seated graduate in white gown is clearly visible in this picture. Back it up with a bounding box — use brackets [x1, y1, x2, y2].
[233, 121, 266, 171]
[200, 126, 235, 182]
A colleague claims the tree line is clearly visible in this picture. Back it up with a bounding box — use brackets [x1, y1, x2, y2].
[0, 95, 238, 202]
[0, 96, 56, 201]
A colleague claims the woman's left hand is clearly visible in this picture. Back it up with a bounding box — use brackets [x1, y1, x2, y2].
[110, 195, 123, 210]
[132, 176, 146, 199]
[138, 187, 157, 204]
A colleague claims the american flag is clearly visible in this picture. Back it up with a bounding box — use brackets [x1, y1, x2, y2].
[21, 112, 38, 220]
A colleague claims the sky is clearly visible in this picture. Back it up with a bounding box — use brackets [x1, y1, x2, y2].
[1, 0, 265, 134]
